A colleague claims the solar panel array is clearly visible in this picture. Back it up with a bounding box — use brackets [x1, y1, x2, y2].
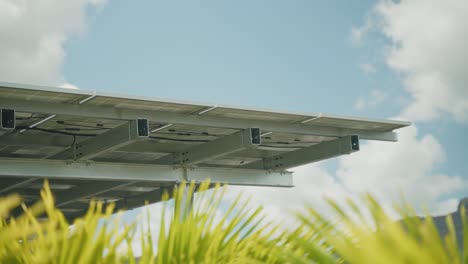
[0, 82, 410, 219]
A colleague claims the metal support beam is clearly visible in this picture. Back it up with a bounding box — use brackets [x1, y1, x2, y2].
[114, 187, 167, 210]
[243, 135, 360, 171]
[61, 186, 171, 219]
[0, 129, 10, 137]
[0, 98, 399, 141]
[54, 181, 136, 207]
[113, 184, 199, 217]
[156, 128, 261, 165]
[0, 178, 37, 195]
[0, 158, 294, 187]
[50, 120, 147, 160]
[63, 186, 169, 222]
[0, 133, 74, 148]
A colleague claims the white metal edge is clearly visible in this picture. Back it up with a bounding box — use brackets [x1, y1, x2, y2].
[0, 81, 410, 128]
[0, 98, 400, 141]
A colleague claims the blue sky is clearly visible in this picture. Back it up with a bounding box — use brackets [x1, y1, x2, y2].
[0, 0, 466, 218]
[65, 1, 383, 115]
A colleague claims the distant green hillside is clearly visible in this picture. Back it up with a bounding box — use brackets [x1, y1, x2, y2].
[401, 198, 468, 251]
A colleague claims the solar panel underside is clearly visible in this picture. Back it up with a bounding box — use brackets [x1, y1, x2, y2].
[0, 82, 410, 218]
[0, 83, 408, 164]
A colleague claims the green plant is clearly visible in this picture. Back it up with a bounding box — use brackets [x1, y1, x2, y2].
[0, 181, 132, 263]
[293, 195, 468, 263]
[0, 180, 466, 263]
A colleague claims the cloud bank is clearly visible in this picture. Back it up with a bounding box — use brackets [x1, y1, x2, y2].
[0, 0, 106, 87]
[355, 0, 468, 123]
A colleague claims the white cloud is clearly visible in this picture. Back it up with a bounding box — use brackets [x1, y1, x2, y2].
[360, 62, 377, 75]
[325, 0, 468, 219]
[350, 18, 373, 45]
[354, 89, 387, 110]
[0, 0, 107, 86]
[224, 164, 355, 228]
[369, 0, 468, 123]
[336, 124, 465, 214]
[60, 83, 80, 90]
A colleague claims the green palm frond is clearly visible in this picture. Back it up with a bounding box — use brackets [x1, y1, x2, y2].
[0, 180, 467, 263]
[294, 194, 467, 264]
[0, 180, 133, 264]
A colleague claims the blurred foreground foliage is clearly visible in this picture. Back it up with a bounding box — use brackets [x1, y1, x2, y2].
[0, 180, 467, 263]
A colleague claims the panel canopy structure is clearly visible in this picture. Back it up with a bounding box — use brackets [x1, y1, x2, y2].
[0, 81, 410, 219]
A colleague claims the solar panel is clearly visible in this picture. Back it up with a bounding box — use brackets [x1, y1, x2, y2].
[0, 81, 410, 219]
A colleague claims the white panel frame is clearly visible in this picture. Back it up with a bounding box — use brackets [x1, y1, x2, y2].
[1, 98, 399, 141]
